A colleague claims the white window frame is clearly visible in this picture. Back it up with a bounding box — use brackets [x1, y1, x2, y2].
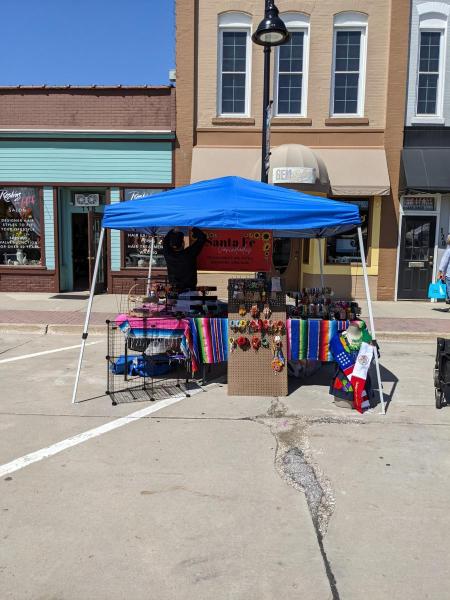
[217, 12, 252, 117]
[414, 8, 448, 120]
[330, 12, 368, 118]
[274, 13, 310, 117]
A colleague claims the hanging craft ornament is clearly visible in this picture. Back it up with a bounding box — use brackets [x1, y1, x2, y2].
[238, 319, 248, 332]
[250, 304, 260, 318]
[261, 337, 270, 349]
[251, 335, 261, 351]
[239, 305, 247, 317]
[271, 335, 285, 373]
[237, 335, 250, 350]
[229, 337, 237, 352]
[262, 304, 271, 319]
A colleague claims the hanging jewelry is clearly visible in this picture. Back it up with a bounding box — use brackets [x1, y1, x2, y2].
[250, 304, 260, 319]
[251, 335, 261, 351]
[262, 304, 271, 319]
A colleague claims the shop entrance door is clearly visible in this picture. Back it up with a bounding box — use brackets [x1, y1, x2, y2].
[397, 215, 436, 299]
[71, 213, 89, 290]
[71, 211, 106, 292]
[88, 212, 107, 293]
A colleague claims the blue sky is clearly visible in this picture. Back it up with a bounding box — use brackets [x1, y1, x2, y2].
[0, 0, 175, 86]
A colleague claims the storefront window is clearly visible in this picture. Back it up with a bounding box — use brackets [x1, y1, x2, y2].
[122, 189, 167, 269]
[326, 199, 369, 264]
[0, 187, 42, 266]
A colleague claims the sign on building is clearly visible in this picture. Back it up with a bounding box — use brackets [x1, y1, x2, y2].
[272, 167, 316, 184]
[74, 193, 100, 207]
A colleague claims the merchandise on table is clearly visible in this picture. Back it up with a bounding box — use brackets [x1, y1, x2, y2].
[287, 288, 361, 320]
[329, 321, 373, 413]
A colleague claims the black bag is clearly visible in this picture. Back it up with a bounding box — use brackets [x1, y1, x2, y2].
[434, 338, 450, 408]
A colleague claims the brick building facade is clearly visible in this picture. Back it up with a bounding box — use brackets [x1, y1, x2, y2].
[0, 86, 175, 293]
[175, 0, 410, 300]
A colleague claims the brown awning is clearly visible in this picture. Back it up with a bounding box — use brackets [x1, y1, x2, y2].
[314, 148, 390, 196]
[191, 147, 259, 182]
[191, 146, 391, 197]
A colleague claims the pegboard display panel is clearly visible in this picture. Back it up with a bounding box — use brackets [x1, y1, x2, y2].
[227, 309, 288, 397]
[227, 278, 287, 397]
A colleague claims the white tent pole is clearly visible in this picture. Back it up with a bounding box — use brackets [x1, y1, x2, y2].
[146, 236, 155, 296]
[317, 238, 325, 289]
[72, 227, 106, 404]
[357, 226, 386, 415]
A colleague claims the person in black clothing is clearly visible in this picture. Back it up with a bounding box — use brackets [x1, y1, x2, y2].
[163, 227, 207, 292]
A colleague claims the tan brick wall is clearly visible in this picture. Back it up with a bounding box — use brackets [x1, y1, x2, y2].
[175, 1, 198, 187]
[197, 0, 390, 130]
[379, 0, 411, 300]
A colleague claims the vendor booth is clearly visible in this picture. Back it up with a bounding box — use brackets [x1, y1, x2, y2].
[72, 176, 385, 414]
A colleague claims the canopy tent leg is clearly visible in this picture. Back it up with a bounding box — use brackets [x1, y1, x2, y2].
[145, 236, 155, 297]
[317, 238, 325, 289]
[357, 227, 386, 415]
[71, 227, 106, 404]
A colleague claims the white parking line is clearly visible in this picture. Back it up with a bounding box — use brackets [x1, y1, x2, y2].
[0, 341, 101, 365]
[0, 392, 195, 478]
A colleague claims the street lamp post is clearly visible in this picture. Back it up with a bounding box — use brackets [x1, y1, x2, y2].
[252, 1, 290, 183]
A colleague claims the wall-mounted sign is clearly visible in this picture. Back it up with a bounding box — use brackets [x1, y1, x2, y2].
[402, 196, 436, 212]
[74, 193, 100, 207]
[124, 189, 164, 201]
[272, 166, 316, 184]
[195, 229, 273, 272]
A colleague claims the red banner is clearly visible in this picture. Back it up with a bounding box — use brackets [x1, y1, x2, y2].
[194, 229, 273, 272]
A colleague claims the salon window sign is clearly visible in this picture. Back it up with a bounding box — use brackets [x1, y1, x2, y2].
[124, 189, 164, 201]
[195, 229, 273, 272]
[0, 187, 42, 266]
[403, 196, 436, 211]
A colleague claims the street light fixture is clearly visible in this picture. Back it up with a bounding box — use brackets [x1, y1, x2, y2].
[252, 1, 290, 183]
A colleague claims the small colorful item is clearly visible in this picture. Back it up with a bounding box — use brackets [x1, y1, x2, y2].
[251, 335, 261, 350]
[237, 335, 250, 350]
[239, 305, 247, 317]
[261, 337, 270, 349]
[250, 304, 260, 318]
[262, 304, 271, 319]
[238, 319, 247, 332]
[229, 337, 237, 352]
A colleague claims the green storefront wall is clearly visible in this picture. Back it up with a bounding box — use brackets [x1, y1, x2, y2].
[0, 138, 173, 288]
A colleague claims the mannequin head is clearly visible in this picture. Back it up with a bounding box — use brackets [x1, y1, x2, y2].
[344, 321, 363, 343]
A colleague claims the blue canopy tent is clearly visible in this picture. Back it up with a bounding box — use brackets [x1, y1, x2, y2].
[101, 176, 361, 238]
[72, 176, 384, 413]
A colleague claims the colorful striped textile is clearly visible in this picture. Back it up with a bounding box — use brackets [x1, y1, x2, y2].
[287, 319, 350, 361]
[190, 318, 229, 364]
[114, 314, 199, 373]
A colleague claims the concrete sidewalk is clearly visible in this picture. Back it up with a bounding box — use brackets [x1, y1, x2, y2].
[0, 291, 449, 337]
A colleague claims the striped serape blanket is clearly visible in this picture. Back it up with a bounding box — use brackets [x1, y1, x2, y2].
[287, 319, 350, 361]
[189, 318, 228, 365]
[114, 314, 199, 373]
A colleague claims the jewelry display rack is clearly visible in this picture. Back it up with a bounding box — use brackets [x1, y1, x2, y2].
[227, 278, 288, 397]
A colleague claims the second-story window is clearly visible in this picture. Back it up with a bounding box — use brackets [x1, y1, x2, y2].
[331, 12, 368, 117]
[417, 31, 442, 115]
[218, 13, 252, 116]
[275, 13, 310, 117]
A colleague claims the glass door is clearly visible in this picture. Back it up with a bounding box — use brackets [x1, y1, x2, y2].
[88, 211, 107, 293]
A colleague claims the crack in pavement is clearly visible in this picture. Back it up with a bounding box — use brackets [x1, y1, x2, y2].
[254, 399, 342, 600]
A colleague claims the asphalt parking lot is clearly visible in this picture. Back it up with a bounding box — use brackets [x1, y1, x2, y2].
[1, 332, 450, 600]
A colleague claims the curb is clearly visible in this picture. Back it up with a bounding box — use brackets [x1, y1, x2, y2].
[0, 323, 106, 336]
[0, 322, 443, 341]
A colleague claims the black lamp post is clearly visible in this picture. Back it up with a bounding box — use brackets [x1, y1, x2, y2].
[252, 1, 290, 183]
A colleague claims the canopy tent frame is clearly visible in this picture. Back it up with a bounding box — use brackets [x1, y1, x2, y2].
[71, 176, 385, 413]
